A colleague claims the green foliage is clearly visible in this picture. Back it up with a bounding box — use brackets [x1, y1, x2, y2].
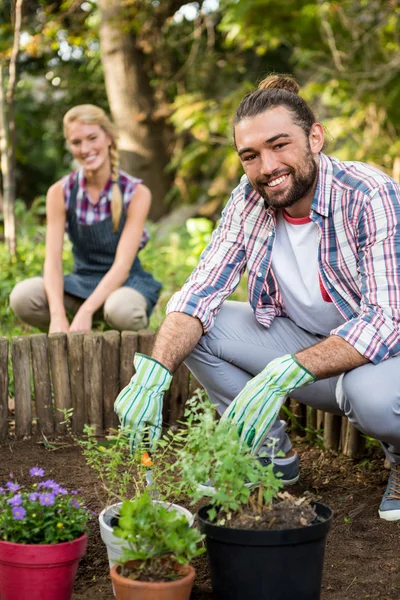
[65, 420, 144, 504]
[114, 491, 204, 580]
[0, 467, 91, 544]
[62, 408, 185, 506]
[2, 0, 400, 218]
[169, 393, 284, 522]
[0, 199, 73, 337]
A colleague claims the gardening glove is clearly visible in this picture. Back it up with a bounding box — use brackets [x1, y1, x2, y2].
[220, 354, 315, 455]
[114, 353, 173, 450]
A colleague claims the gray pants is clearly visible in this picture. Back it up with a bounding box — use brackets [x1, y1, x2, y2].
[9, 276, 148, 332]
[185, 301, 400, 464]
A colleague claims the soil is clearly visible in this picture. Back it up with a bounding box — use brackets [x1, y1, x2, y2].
[217, 491, 318, 530]
[0, 436, 398, 600]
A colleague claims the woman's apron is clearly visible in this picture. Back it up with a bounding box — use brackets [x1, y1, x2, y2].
[63, 178, 162, 315]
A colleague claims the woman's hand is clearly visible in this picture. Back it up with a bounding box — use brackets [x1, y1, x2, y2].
[49, 314, 70, 334]
[69, 305, 93, 333]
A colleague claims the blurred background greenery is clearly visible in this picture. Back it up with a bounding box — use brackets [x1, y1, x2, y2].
[1, 0, 399, 337]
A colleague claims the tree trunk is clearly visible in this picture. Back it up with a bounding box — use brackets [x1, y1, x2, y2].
[0, 65, 16, 255]
[98, 0, 174, 221]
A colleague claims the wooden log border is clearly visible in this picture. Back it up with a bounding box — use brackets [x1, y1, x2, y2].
[0, 331, 365, 457]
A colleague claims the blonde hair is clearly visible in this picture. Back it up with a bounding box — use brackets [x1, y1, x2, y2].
[63, 104, 122, 233]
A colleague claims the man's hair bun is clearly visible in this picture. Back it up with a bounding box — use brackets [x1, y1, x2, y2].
[258, 74, 300, 95]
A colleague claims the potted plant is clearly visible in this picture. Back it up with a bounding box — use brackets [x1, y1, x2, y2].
[61, 411, 193, 568]
[110, 489, 204, 600]
[172, 395, 333, 600]
[0, 467, 91, 600]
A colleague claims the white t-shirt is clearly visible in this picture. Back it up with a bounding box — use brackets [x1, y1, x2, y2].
[271, 210, 345, 337]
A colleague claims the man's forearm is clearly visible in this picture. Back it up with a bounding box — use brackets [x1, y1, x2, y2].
[152, 312, 203, 372]
[295, 334, 370, 379]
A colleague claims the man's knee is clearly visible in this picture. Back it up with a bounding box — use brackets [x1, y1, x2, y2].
[341, 362, 400, 442]
[104, 288, 148, 331]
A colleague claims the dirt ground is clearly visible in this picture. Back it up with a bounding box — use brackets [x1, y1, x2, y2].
[0, 436, 398, 600]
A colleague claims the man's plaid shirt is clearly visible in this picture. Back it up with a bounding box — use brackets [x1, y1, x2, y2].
[167, 153, 400, 364]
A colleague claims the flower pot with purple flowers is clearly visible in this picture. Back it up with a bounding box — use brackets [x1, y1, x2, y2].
[0, 467, 91, 600]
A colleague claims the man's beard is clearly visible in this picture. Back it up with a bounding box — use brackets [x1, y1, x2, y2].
[253, 152, 318, 211]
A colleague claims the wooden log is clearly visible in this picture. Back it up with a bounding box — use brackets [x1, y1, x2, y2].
[119, 331, 138, 390]
[138, 329, 156, 356]
[102, 330, 120, 431]
[67, 333, 85, 434]
[48, 333, 72, 433]
[84, 333, 103, 435]
[0, 337, 9, 439]
[306, 407, 318, 430]
[339, 416, 348, 453]
[188, 373, 203, 398]
[317, 410, 325, 431]
[166, 364, 190, 428]
[306, 406, 318, 441]
[323, 413, 342, 451]
[30, 334, 54, 436]
[11, 337, 32, 438]
[343, 420, 366, 459]
[289, 398, 306, 436]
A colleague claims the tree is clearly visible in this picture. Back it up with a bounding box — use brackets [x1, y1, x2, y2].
[98, 0, 179, 220]
[0, 0, 23, 254]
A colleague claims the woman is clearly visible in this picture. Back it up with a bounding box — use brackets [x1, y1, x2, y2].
[10, 105, 161, 333]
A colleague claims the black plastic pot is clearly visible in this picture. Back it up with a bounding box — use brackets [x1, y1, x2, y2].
[198, 502, 333, 600]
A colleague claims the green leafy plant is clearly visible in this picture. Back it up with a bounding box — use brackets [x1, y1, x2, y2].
[61, 409, 184, 506]
[169, 393, 284, 523]
[113, 490, 204, 582]
[0, 467, 91, 544]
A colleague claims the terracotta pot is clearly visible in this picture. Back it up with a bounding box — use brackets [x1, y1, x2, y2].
[110, 560, 195, 600]
[0, 533, 88, 600]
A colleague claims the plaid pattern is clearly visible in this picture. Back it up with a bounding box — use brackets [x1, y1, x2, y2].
[62, 168, 149, 249]
[114, 353, 172, 449]
[167, 153, 400, 364]
[221, 354, 315, 454]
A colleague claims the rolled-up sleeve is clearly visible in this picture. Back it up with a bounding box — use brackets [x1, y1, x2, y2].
[166, 186, 247, 333]
[331, 183, 400, 363]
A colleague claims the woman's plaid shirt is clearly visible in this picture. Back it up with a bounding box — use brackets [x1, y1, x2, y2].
[167, 153, 400, 364]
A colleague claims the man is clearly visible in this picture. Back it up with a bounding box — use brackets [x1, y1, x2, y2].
[115, 74, 400, 521]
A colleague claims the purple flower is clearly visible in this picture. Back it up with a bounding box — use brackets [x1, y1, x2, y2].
[38, 480, 56, 489]
[29, 493, 39, 502]
[70, 490, 78, 495]
[70, 499, 80, 509]
[0, 487, 5, 495]
[6, 482, 20, 492]
[39, 493, 55, 506]
[7, 494, 22, 507]
[57, 487, 68, 496]
[12, 506, 26, 520]
[29, 467, 44, 478]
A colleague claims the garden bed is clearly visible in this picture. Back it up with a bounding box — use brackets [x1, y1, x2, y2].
[0, 438, 398, 600]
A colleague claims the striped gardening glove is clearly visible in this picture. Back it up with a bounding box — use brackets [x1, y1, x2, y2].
[220, 355, 315, 455]
[114, 353, 173, 450]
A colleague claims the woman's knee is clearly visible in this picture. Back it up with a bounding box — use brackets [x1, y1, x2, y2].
[104, 288, 148, 331]
[9, 277, 47, 322]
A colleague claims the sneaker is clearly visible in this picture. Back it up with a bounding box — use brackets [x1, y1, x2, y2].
[258, 454, 300, 486]
[197, 454, 300, 496]
[379, 463, 400, 521]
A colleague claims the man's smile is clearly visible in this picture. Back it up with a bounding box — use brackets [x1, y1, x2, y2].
[266, 173, 290, 188]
